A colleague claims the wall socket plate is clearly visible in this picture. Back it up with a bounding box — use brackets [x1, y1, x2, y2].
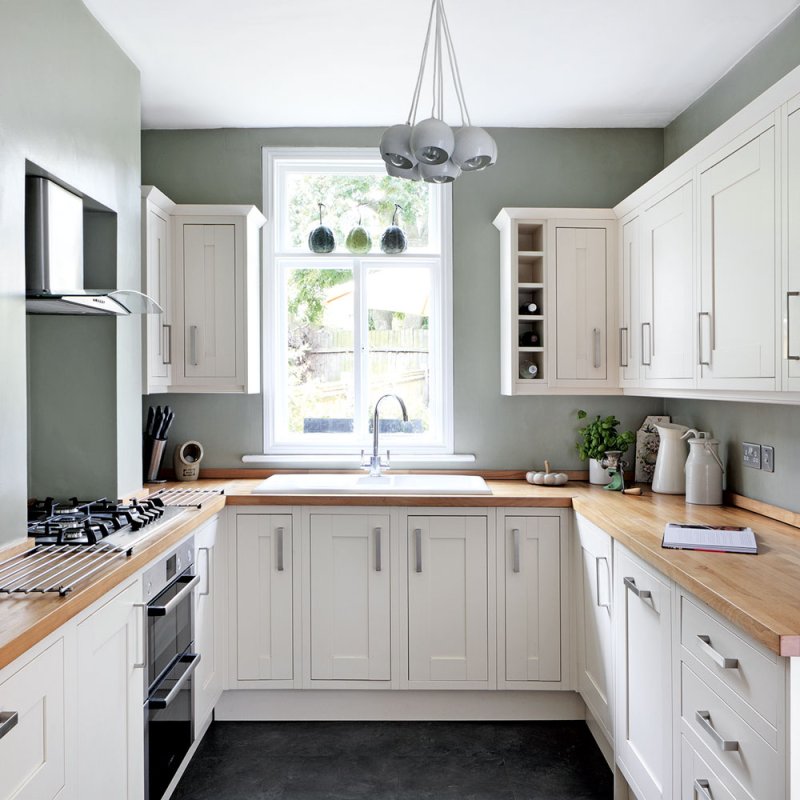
[743, 442, 761, 469]
[761, 445, 775, 473]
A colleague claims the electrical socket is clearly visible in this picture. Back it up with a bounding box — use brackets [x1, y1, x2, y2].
[743, 442, 761, 469]
[761, 445, 775, 473]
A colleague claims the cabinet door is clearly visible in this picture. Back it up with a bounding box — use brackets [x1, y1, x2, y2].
[640, 180, 695, 384]
[143, 205, 171, 391]
[503, 516, 561, 682]
[554, 226, 608, 382]
[0, 640, 66, 800]
[77, 580, 144, 800]
[235, 513, 293, 681]
[699, 126, 777, 388]
[182, 223, 238, 380]
[614, 544, 672, 800]
[786, 104, 800, 388]
[195, 515, 224, 726]
[309, 513, 390, 681]
[408, 516, 488, 684]
[619, 215, 641, 384]
[575, 515, 613, 741]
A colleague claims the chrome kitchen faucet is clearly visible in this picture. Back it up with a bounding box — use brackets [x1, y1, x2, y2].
[361, 394, 408, 477]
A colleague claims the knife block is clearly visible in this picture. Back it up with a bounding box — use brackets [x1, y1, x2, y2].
[143, 435, 168, 484]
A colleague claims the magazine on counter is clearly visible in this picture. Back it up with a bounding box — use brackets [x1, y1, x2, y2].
[662, 523, 758, 555]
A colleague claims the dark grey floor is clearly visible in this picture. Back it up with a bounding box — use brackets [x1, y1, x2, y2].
[172, 720, 612, 800]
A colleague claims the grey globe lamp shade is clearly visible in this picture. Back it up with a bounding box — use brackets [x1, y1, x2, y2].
[386, 162, 422, 181]
[410, 117, 455, 165]
[419, 159, 462, 184]
[452, 126, 497, 171]
[380, 124, 416, 170]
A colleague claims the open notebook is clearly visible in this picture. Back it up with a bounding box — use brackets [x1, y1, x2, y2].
[662, 523, 758, 555]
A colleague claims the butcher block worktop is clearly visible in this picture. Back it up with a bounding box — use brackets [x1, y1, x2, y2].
[2, 478, 800, 671]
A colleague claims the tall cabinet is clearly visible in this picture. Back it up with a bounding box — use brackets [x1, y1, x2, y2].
[785, 96, 800, 390]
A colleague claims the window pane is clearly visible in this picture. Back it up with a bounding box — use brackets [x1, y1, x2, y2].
[366, 267, 432, 437]
[285, 266, 355, 435]
[284, 172, 434, 252]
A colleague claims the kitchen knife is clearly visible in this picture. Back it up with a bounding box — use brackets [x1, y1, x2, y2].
[145, 406, 155, 437]
[160, 411, 175, 440]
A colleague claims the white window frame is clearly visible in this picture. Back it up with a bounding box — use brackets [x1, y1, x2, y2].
[262, 147, 453, 455]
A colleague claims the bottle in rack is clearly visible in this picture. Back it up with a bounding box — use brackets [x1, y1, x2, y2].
[518, 301, 538, 315]
[519, 330, 540, 347]
[519, 361, 539, 379]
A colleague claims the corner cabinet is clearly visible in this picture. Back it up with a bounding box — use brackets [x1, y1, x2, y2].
[140, 187, 266, 394]
[786, 95, 800, 391]
[493, 208, 619, 395]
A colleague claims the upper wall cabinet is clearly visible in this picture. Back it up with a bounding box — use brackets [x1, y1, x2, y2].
[140, 187, 266, 394]
[784, 96, 800, 391]
[493, 208, 619, 396]
[618, 213, 641, 386]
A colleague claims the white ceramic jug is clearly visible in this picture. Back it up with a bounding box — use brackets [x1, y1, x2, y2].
[682, 429, 724, 505]
[652, 422, 690, 494]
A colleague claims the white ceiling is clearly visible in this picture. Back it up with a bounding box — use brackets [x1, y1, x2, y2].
[82, 0, 800, 130]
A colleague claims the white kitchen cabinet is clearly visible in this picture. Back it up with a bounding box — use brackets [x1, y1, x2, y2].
[234, 512, 294, 683]
[618, 213, 641, 385]
[614, 543, 673, 800]
[407, 514, 491, 687]
[575, 514, 613, 749]
[194, 514, 225, 728]
[308, 512, 391, 683]
[698, 119, 779, 390]
[0, 639, 66, 800]
[499, 514, 562, 685]
[639, 177, 695, 387]
[76, 579, 144, 800]
[785, 97, 800, 390]
[141, 186, 175, 393]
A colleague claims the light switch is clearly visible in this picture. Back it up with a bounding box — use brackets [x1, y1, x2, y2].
[761, 445, 774, 473]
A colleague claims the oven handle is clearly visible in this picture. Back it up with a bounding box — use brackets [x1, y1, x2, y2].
[148, 653, 201, 710]
[147, 573, 200, 617]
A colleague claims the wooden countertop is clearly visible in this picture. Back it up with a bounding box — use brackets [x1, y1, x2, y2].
[3, 478, 800, 668]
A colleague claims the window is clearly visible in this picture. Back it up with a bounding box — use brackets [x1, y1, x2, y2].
[263, 148, 452, 454]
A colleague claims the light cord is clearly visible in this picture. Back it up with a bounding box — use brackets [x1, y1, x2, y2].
[407, 0, 437, 125]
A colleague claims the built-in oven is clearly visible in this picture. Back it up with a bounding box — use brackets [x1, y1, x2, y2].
[142, 536, 200, 800]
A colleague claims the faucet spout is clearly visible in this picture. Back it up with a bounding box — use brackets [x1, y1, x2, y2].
[363, 394, 408, 477]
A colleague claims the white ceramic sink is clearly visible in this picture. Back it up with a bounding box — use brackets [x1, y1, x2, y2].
[251, 473, 492, 495]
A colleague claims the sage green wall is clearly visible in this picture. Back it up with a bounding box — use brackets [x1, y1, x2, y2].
[142, 127, 665, 470]
[664, 6, 800, 164]
[0, 0, 141, 542]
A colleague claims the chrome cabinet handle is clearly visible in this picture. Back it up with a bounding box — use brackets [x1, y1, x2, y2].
[623, 576, 651, 600]
[512, 528, 521, 573]
[788, 291, 800, 360]
[697, 635, 738, 669]
[694, 779, 713, 800]
[162, 323, 172, 365]
[133, 603, 146, 669]
[276, 527, 285, 572]
[190, 325, 199, 366]
[198, 547, 211, 596]
[641, 323, 652, 366]
[619, 327, 628, 368]
[698, 312, 711, 366]
[414, 528, 422, 573]
[596, 556, 610, 609]
[374, 527, 382, 572]
[0, 712, 18, 741]
[148, 653, 201, 710]
[696, 710, 739, 751]
[593, 328, 601, 369]
[147, 573, 201, 616]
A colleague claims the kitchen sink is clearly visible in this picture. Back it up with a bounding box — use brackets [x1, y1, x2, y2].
[251, 473, 492, 495]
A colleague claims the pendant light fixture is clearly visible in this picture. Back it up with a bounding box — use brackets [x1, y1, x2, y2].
[379, 0, 497, 184]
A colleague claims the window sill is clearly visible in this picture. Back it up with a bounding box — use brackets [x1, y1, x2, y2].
[241, 453, 476, 468]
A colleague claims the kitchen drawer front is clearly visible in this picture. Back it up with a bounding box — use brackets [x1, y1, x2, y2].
[680, 736, 753, 800]
[680, 594, 779, 736]
[680, 663, 781, 799]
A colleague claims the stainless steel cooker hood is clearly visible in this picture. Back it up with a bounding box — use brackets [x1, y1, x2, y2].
[25, 176, 161, 316]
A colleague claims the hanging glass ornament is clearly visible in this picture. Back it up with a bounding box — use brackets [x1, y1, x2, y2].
[308, 202, 335, 253]
[380, 204, 408, 255]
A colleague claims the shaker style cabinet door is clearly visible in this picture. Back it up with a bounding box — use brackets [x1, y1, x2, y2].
[698, 124, 778, 389]
[407, 515, 489, 685]
[309, 513, 391, 682]
[0, 640, 66, 800]
[235, 513, 294, 682]
[619, 214, 641, 385]
[786, 102, 800, 389]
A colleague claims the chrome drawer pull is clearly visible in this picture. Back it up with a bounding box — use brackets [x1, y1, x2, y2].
[788, 291, 800, 360]
[593, 328, 601, 369]
[276, 527, 285, 572]
[374, 527, 382, 572]
[619, 327, 628, 368]
[198, 547, 211, 596]
[190, 325, 199, 366]
[148, 653, 201, 710]
[641, 322, 652, 366]
[694, 779, 712, 800]
[512, 528, 521, 573]
[697, 635, 738, 669]
[414, 529, 422, 573]
[623, 576, 651, 600]
[162, 323, 172, 365]
[596, 556, 610, 609]
[0, 711, 18, 741]
[696, 710, 739, 751]
[147, 574, 200, 616]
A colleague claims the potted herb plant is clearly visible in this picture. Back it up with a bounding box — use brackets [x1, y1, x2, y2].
[575, 410, 636, 485]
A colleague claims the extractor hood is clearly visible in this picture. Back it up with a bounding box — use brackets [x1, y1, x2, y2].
[25, 176, 161, 316]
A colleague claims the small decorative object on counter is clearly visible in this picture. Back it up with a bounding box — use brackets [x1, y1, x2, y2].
[575, 409, 635, 486]
[635, 415, 670, 483]
[345, 205, 372, 254]
[682, 429, 724, 505]
[600, 450, 627, 492]
[525, 460, 568, 486]
[174, 441, 204, 482]
[380, 204, 408, 254]
[308, 202, 335, 253]
[143, 404, 175, 483]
